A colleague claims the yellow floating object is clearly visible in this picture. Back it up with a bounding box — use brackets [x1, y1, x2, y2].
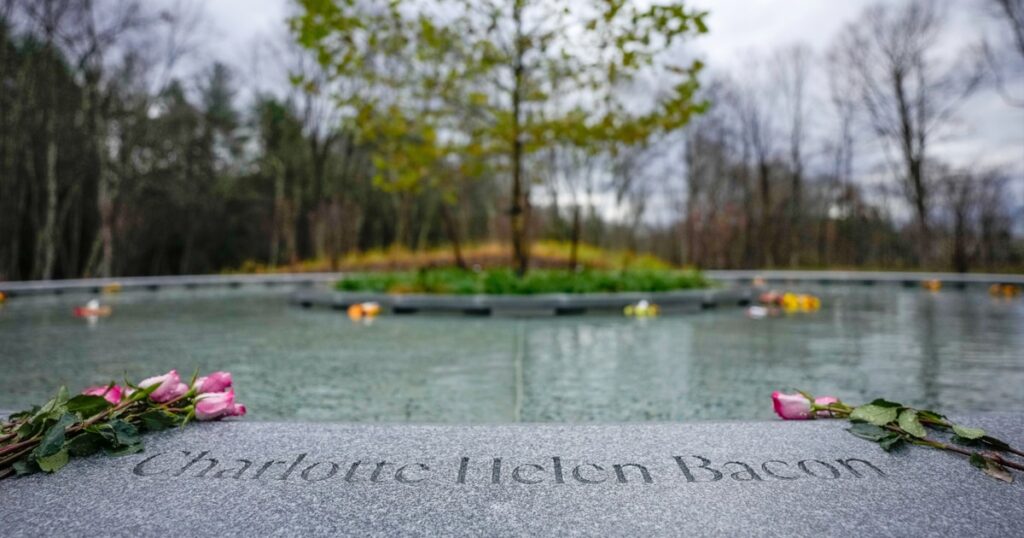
[624, 300, 659, 317]
[989, 283, 1021, 298]
[921, 279, 942, 292]
[102, 282, 122, 294]
[0, 291, 6, 303]
[779, 292, 820, 313]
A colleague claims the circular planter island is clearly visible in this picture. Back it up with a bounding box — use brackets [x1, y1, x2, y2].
[291, 286, 756, 317]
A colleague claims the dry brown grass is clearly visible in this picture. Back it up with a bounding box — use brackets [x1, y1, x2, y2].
[231, 240, 678, 274]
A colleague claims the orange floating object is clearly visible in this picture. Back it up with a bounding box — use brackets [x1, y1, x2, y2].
[347, 304, 364, 321]
[921, 279, 942, 292]
[347, 302, 381, 321]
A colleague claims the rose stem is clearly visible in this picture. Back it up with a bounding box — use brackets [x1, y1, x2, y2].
[0, 444, 35, 468]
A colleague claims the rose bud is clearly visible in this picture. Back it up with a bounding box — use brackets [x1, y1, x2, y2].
[193, 371, 232, 394]
[139, 370, 189, 403]
[82, 385, 122, 405]
[772, 391, 814, 420]
[813, 396, 840, 417]
[195, 389, 246, 421]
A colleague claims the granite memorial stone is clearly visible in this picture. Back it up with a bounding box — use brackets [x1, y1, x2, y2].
[1, 416, 1022, 536]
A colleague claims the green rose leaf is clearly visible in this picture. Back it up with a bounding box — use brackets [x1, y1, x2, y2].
[12, 458, 39, 476]
[917, 409, 946, 423]
[847, 423, 889, 441]
[851, 404, 899, 426]
[104, 443, 144, 457]
[982, 461, 1013, 483]
[66, 431, 105, 457]
[879, 434, 904, 452]
[969, 455, 1014, 483]
[109, 419, 140, 447]
[16, 420, 41, 440]
[84, 423, 116, 442]
[981, 436, 1011, 451]
[36, 449, 69, 473]
[65, 394, 112, 419]
[32, 387, 70, 423]
[139, 410, 179, 432]
[898, 410, 927, 438]
[952, 424, 985, 440]
[867, 399, 902, 408]
[33, 413, 77, 458]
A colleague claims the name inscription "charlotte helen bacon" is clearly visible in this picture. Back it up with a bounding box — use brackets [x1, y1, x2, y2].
[132, 451, 887, 484]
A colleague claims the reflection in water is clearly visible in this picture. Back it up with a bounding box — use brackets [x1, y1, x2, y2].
[0, 286, 1021, 421]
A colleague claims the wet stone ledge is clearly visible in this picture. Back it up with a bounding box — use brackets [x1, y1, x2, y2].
[1, 417, 1022, 536]
[290, 287, 755, 317]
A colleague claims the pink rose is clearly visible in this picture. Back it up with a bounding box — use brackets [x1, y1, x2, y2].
[772, 391, 813, 420]
[82, 385, 122, 405]
[193, 371, 232, 394]
[195, 389, 246, 421]
[813, 396, 840, 417]
[772, 391, 840, 420]
[139, 370, 189, 403]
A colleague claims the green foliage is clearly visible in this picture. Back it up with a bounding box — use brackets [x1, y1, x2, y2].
[336, 267, 708, 295]
[897, 409, 927, 438]
[0, 385, 188, 478]
[846, 423, 888, 442]
[952, 424, 986, 440]
[850, 403, 899, 426]
[291, 0, 710, 272]
[823, 394, 1021, 482]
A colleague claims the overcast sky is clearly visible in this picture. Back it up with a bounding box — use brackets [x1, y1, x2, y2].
[175, 0, 1022, 220]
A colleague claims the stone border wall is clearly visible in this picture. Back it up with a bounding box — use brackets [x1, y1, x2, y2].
[290, 288, 755, 317]
[0, 273, 335, 297]
[1, 269, 1020, 298]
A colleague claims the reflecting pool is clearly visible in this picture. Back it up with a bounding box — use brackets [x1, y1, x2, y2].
[1, 285, 1021, 421]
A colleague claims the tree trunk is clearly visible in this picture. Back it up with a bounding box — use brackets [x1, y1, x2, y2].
[568, 204, 581, 270]
[95, 147, 115, 277]
[440, 202, 467, 270]
[34, 105, 58, 280]
[757, 160, 773, 267]
[509, 0, 530, 276]
[269, 158, 285, 266]
[789, 167, 802, 267]
[326, 196, 343, 271]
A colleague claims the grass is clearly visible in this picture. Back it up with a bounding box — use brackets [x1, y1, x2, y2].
[335, 267, 709, 295]
[231, 240, 676, 273]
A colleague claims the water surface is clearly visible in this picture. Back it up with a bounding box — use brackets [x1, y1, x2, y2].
[1, 285, 1021, 421]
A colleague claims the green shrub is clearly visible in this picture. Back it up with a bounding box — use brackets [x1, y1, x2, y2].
[335, 268, 708, 295]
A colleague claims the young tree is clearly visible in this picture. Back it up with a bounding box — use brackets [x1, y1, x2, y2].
[293, 0, 708, 275]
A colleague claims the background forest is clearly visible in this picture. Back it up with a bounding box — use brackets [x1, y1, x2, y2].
[1, 0, 1022, 281]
